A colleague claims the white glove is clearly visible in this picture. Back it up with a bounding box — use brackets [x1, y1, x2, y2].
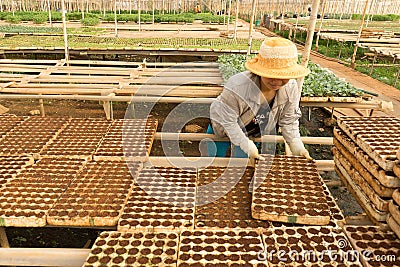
[239, 139, 265, 160]
[288, 137, 313, 161]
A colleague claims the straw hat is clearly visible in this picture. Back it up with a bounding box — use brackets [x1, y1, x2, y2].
[245, 37, 310, 79]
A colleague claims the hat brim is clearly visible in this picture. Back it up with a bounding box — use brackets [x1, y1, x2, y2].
[245, 60, 310, 79]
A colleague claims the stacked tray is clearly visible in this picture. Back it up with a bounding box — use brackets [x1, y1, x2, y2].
[118, 166, 197, 232]
[0, 158, 86, 227]
[0, 117, 70, 156]
[389, 189, 400, 238]
[82, 231, 179, 266]
[338, 116, 400, 171]
[47, 161, 142, 227]
[262, 226, 362, 266]
[0, 115, 26, 140]
[40, 118, 111, 159]
[195, 166, 270, 229]
[0, 155, 34, 188]
[177, 229, 267, 266]
[94, 118, 157, 162]
[252, 155, 331, 225]
[344, 225, 400, 266]
[334, 116, 400, 223]
[389, 150, 400, 238]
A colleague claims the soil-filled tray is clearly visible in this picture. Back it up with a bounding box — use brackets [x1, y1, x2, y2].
[0, 155, 34, 188]
[118, 166, 196, 232]
[252, 155, 330, 225]
[195, 166, 270, 230]
[389, 200, 400, 226]
[0, 158, 86, 227]
[0, 115, 26, 140]
[334, 153, 388, 223]
[262, 226, 362, 266]
[387, 215, 400, 239]
[47, 161, 142, 227]
[344, 225, 400, 267]
[334, 128, 400, 188]
[83, 231, 179, 266]
[94, 118, 157, 162]
[40, 118, 111, 159]
[271, 182, 346, 229]
[0, 117, 70, 156]
[334, 142, 391, 210]
[394, 190, 400, 207]
[337, 116, 400, 171]
[177, 229, 268, 266]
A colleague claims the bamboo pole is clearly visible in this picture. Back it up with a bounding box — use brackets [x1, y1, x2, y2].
[298, 0, 320, 92]
[0, 94, 391, 111]
[350, 0, 370, 69]
[246, 0, 257, 56]
[148, 156, 334, 171]
[154, 132, 334, 145]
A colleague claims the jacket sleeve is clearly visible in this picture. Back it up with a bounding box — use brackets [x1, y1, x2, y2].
[210, 88, 250, 146]
[279, 81, 302, 143]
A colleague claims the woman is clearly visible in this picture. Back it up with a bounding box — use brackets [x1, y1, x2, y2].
[208, 37, 312, 160]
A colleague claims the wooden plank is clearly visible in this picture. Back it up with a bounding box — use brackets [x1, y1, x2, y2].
[0, 248, 90, 267]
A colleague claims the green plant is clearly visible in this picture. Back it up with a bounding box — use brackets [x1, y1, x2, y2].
[81, 17, 100, 26]
[5, 15, 22, 24]
[32, 14, 48, 24]
[302, 62, 363, 97]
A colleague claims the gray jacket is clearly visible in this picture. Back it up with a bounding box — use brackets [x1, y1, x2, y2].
[210, 71, 302, 146]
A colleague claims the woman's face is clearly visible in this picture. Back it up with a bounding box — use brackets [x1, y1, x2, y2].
[261, 77, 290, 91]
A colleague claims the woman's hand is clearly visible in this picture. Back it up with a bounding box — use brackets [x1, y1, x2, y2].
[288, 138, 314, 161]
[239, 139, 265, 160]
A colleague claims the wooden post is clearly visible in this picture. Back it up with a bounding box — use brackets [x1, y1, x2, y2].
[114, 0, 118, 37]
[61, 0, 69, 67]
[350, 0, 370, 69]
[0, 227, 9, 248]
[227, 0, 232, 32]
[314, 0, 326, 52]
[39, 95, 45, 117]
[47, 0, 52, 27]
[138, 0, 141, 32]
[369, 51, 377, 76]
[233, 0, 239, 39]
[152, 0, 155, 26]
[337, 40, 344, 59]
[246, 0, 257, 56]
[394, 60, 400, 87]
[298, 0, 321, 92]
[81, 0, 84, 20]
